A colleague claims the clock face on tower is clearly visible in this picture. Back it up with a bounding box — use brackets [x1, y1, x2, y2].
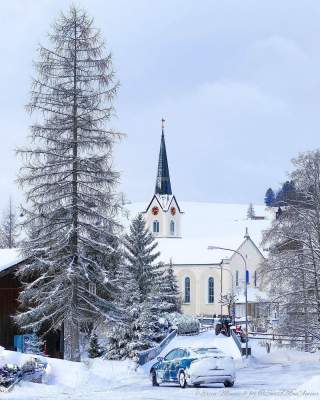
[152, 206, 159, 215]
[171, 207, 176, 216]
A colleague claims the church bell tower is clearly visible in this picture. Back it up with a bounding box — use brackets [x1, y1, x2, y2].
[143, 119, 183, 238]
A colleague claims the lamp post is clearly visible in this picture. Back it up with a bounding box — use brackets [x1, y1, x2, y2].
[208, 245, 249, 358]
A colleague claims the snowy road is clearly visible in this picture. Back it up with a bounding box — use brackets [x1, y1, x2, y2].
[2, 333, 320, 400]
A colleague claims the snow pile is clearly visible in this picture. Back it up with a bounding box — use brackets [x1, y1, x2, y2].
[298, 375, 320, 393]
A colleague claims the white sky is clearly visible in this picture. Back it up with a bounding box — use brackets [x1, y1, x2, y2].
[1, 0, 320, 211]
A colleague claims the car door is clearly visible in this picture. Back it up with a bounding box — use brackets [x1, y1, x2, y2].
[169, 349, 186, 382]
[159, 349, 179, 382]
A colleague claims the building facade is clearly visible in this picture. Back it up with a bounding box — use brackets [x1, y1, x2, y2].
[131, 121, 271, 320]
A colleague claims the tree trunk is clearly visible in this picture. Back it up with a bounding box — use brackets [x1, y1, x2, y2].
[63, 318, 80, 361]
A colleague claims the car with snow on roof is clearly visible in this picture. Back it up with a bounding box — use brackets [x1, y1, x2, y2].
[150, 347, 235, 388]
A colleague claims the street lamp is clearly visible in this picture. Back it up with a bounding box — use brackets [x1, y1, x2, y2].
[208, 245, 249, 358]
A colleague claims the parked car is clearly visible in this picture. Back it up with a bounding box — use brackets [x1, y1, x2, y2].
[150, 347, 235, 388]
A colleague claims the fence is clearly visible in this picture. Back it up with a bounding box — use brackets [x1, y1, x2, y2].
[231, 329, 251, 356]
[138, 330, 177, 366]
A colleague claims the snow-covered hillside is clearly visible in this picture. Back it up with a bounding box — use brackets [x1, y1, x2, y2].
[125, 202, 271, 263]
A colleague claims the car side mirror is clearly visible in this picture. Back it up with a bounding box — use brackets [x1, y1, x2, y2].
[157, 356, 163, 362]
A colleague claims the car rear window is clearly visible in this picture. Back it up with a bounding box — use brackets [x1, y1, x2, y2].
[192, 348, 222, 355]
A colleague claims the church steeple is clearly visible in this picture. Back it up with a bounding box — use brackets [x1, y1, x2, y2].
[155, 118, 172, 195]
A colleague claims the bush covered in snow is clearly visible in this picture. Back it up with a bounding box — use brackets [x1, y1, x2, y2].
[166, 313, 200, 335]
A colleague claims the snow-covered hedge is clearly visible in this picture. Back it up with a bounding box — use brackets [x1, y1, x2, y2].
[166, 313, 200, 335]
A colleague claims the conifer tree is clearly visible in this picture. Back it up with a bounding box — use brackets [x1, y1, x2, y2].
[25, 331, 44, 356]
[247, 203, 255, 219]
[15, 6, 122, 361]
[0, 198, 19, 249]
[124, 214, 160, 297]
[157, 261, 181, 314]
[88, 333, 104, 358]
[264, 188, 275, 207]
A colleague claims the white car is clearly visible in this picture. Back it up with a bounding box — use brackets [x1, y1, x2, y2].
[150, 347, 236, 388]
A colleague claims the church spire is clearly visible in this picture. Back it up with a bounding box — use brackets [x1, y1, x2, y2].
[155, 118, 172, 195]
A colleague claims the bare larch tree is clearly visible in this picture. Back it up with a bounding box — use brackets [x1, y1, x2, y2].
[262, 150, 320, 350]
[0, 197, 19, 248]
[16, 6, 122, 361]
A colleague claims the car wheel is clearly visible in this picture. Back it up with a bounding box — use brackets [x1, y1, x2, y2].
[224, 380, 234, 387]
[151, 370, 159, 387]
[178, 371, 187, 388]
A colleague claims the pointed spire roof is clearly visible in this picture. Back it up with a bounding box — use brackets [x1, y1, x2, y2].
[155, 119, 172, 195]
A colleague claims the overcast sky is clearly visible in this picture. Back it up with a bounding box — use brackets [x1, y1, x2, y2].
[1, 0, 320, 211]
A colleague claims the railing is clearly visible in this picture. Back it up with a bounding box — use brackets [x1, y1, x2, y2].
[248, 332, 308, 342]
[138, 330, 177, 366]
[231, 329, 251, 356]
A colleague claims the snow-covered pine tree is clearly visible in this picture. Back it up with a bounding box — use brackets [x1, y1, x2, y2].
[157, 261, 181, 314]
[0, 198, 19, 249]
[107, 265, 143, 360]
[124, 213, 160, 297]
[88, 333, 104, 358]
[264, 188, 275, 207]
[247, 203, 255, 219]
[25, 332, 44, 356]
[15, 6, 122, 361]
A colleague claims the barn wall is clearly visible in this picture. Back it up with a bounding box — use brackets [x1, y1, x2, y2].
[0, 270, 21, 350]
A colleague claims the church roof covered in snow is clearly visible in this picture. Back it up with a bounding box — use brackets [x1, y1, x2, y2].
[124, 201, 271, 265]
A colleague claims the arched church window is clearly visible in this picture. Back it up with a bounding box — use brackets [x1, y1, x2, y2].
[184, 277, 190, 303]
[208, 277, 214, 303]
[153, 220, 160, 233]
[170, 220, 175, 235]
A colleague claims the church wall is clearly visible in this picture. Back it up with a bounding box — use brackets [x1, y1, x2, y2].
[173, 265, 229, 316]
[171, 240, 265, 317]
[228, 239, 264, 294]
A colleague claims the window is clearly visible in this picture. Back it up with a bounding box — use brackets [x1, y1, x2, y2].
[184, 277, 190, 303]
[170, 220, 175, 235]
[254, 271, 257, 287]
[235, 270, 239, 287]
[164, 349, 180, 361]
[153, 220, 160, 233]
[88, 283, 96, 295]
[208, 277, 214, 303]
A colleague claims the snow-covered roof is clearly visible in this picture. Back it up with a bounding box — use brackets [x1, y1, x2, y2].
[235, 287, 269, 304]
[125, 201, 271, 264]
[0, 248, 25, 275]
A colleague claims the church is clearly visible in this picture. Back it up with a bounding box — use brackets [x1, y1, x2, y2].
[126, 121, 273, 322]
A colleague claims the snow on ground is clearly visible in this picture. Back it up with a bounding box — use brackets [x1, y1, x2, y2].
[2, 332, 320, 400]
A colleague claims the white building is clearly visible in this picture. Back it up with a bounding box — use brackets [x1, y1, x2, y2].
[126, 123, 271, 320]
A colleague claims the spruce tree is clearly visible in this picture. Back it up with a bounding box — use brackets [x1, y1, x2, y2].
[88, 333, 103, 358]
[16, 6, 122, 361]
[25, 331, 44, 356]
[264, 188, 275, 207]
[247, 203, 255, 219]
[157, 261, 181, 314]
[124, 214, 160, 297]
